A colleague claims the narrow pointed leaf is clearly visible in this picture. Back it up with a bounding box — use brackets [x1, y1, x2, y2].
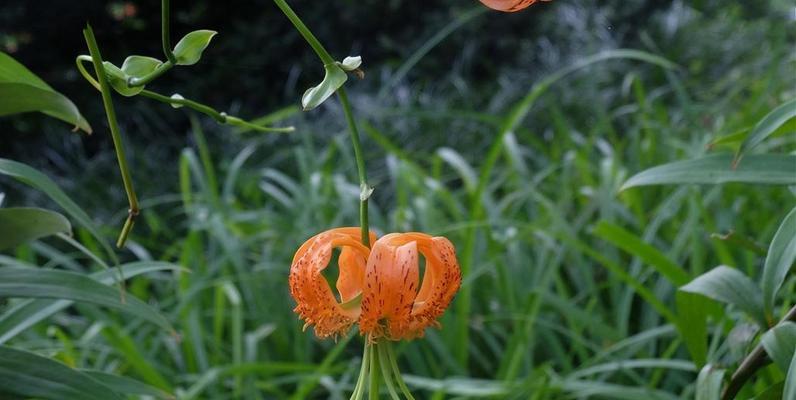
[762, 206, 796, 314]
[0, 52, 91, 132]
[0, 346, 122, 400]
[593, 221, 689, 285]
[737, 98, 796, 162]
[0, 267, 173, 332]
[0, 158, 115, 262]
[785, 350, 796, 400]
[681, 266, 767, 327]
[301, 63, 347, 110]
[761, 322, 796, 371]
[82, 370, 174, 399]
[0, 207, 71, 250]
[622, 154, 796, 190]
[173, 30, 217, 66]
[0, 261, 183, 344]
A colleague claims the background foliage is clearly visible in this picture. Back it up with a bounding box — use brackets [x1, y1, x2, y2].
[0, 0, 795, 398]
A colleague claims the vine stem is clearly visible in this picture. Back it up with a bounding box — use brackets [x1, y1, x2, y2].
[271, 0, 370, 246]
[271, 0, 335, 65]
[721, 304, 796, 400]
[83, 24, 139, 248]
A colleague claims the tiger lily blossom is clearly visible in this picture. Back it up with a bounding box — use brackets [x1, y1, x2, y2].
[289, 228, 461, 341]
[479, 0, 550, 12]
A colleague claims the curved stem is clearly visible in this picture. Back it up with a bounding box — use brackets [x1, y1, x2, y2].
[161, 0, 177, 63]
[83, 24, 139, 248]
[368, 342, 380, 400]
[271, 0, 335, 65]
[722, 304, 796, 399]
[350, 342, 371, 400]
[138, 90, 294, 132]
[338, 87, 370, 247]
[385, 341, 415, 400]
[376, 342, 401, 400]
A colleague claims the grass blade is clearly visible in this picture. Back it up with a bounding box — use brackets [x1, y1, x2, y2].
[621, 154, 796, 189]
[736, 98, 796, 163]
[0, 207, 71, 250]
[0, 266, 173, 332]
[761, 206, 796, 316]
[0, 345, 121, 400]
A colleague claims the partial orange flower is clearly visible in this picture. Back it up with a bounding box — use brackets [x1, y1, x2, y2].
[479, 0, 549, 12]
[289, 227, 375, 338]
[359, 233, 461, 341]
[289, 229, 461, 341]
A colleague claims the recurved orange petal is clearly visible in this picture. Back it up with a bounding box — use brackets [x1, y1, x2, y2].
[289, 227, 372, 339]
[479, 0, 548, 12]
[359, 233, 460, 341]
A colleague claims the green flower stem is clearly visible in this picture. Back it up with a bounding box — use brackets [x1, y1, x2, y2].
[385, 342, 415, 400]
[338, 88, 371, 247]
[161, 0, 176, 63]
[140, 90, 294, 132]
[271, 0, 335, 65]
[272, 0, 370, 247]
[351, 342, 371, 400]
[83, 24, 139, 248]
[368, 342, 381, 400]
[376, 342, 401, 400]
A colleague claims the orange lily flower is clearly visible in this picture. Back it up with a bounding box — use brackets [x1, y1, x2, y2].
[289, 229, 461, 341]
[479, 0, 549, 12]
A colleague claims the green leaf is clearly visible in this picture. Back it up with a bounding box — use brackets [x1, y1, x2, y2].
[621, 154, 796, 190]
[301, 63, 347, 111]
[736, 98, 796, 163]
[695, 364, 725, 400]
[173, 30, 217, 66]
[0, 267, 173, 332]
[761, 206, 796, 315]
[0, 207, 71, 250]
[81, 370, 174, 399]
[102, 61, 142, 97]
[761, 322, 796, 371]
[0, 345, 122, 400]
[0, 158, 116, 263]
[0, 261, 183, 344]
[0, 51, 91, 133]
[751, 382, 785, 400]
[592, 221, 690, 285]
[121, 55, 162, 78]
[785, 350, 796, 400]
[680, 265, 767, 327]
[676, 291, 710, 367]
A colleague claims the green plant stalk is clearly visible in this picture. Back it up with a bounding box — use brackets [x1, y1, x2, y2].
[368, 342, 380, 400]
[140, 90, 227, 123]
[338, 88, 371, 247]
[272, 0, 370, 246]
[271, 0, 335, 65]
[351, 343, 371, 400]
[161, 0, 176, 63]
[83, 24, 139, 248]
[376, 342, 401, 400]
[385, 342, 415, 399]
[127, 0, 177, 86]
[722, 304, 796, 400]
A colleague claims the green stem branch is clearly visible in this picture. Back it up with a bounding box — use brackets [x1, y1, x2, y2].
[83, 24, 139, 248]
[722, 304, 796, 400]
[338, 88, 371, 247]
[161, 0, 176, 63]
[271, 0, 335, 65]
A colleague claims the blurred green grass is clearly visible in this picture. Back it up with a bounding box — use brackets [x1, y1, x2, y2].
[1, 0, 795, 399]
